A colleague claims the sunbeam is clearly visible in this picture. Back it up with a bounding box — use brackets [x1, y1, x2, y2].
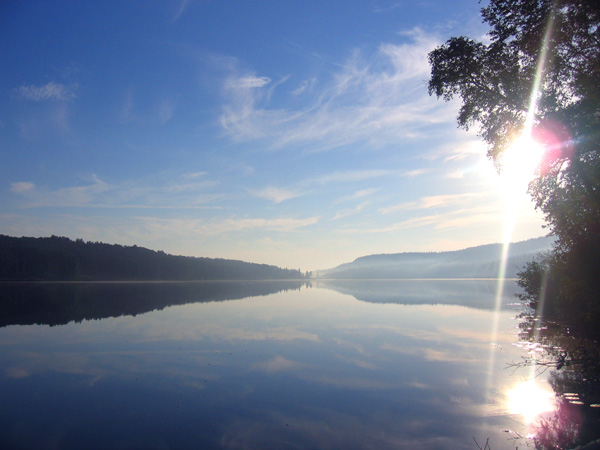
[487, 0, 558, 422]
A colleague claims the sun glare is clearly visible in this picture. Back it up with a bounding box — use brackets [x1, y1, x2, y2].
[506, 380, 556, 424]
[500, 134, 545, 198]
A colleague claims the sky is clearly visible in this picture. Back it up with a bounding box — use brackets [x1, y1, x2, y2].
[0, 0, 547, 271]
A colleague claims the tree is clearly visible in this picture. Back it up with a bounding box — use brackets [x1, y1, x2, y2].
[428, 0, 600, 337]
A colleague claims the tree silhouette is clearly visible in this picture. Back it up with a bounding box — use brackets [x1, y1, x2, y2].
[428, 0, 600, 338]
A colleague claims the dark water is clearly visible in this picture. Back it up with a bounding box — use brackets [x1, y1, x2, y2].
[0, 280, 546, 449]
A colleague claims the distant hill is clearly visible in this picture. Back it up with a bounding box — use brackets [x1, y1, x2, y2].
[0, 235, 304, 281]
[316, 236, 554, 279]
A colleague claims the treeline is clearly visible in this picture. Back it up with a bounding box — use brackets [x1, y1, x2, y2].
[0, 235, 306, 281]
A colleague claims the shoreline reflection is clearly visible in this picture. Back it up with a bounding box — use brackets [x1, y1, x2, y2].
[0, 280, 310, 327]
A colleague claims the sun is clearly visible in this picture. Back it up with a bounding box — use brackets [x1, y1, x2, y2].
[500, 134, 545, 197]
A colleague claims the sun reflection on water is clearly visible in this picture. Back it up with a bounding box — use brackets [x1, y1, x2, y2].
[506, 380, 556, 425]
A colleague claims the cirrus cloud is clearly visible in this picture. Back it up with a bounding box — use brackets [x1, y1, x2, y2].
[252, 187, 302, 204]
[10, 181, 36, 194]
[17, 82, 76, 101]
[225, 75, 271, 90]
[218, 28, 452, 152]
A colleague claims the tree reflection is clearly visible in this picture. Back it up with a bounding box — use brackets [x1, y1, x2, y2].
[0, 281, 311, 327]
[511, 313, 600, 449]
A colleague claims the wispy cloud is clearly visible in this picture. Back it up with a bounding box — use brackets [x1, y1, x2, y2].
[333, 201, 369, 220]
[158, 97, 175, 124]
[9, 172, 220, 209]
[252, 187, 302, 204]
[372, 214, 443, 233]
[380, 193, 483, 214]
[17, 82, 76, 101]
[220, 73, 274, 140]
[182, 171, 207, 179]
[120, 89, 134, 122]
[424, 135, 486, 163]
[373, 2, 404, 14]
[434, 207, 503, 230]
[404, 169, 427, 177]
[291, 77, 317, 95]
[10, 175, 112, 208]
[136, 215, 319, 235]
[172, 0, 190, 22]
[306, 170, 394, 185]
[218, 28, 452, 152]
[418, 193, 481, 209]
[120, 90, 177, 125]
[10, 182, 36, 194]
[379, 201, 418, 215]
[337, 188, 379, 203]
[225, 75, 271, 90]
[349, 202, 505, 234]
[214, 216, 319, 233]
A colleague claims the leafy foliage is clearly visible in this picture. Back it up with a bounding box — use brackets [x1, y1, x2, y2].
[429, 0, 600, 162]
[428, 0, 600, 338]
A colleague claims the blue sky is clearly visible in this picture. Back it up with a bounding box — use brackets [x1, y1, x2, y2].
[0, 1, 546, 270]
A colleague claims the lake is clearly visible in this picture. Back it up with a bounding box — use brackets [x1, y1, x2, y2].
[0, 279, 551, 449]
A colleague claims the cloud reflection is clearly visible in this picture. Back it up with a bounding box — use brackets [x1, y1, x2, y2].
[0, 281, 540, 449]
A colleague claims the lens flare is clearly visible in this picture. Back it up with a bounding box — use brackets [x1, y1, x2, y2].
[486, 4, 557, 424]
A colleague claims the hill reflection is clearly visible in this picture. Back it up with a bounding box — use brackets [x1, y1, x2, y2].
[318, 279, 521, 310]
[0, 281, 309, 327]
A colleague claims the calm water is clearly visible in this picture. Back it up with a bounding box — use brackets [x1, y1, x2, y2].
[0, 280, 549, 449]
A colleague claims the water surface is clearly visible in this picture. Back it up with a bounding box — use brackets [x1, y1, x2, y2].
[0, 280, 542, 449]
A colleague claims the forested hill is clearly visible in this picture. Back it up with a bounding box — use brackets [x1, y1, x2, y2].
[317, 236, 554, 279]
[0, 235, 304, 281]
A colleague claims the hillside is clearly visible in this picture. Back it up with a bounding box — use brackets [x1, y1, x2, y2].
[316, 236, 554, 279]
[0, 235, 304, 281]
